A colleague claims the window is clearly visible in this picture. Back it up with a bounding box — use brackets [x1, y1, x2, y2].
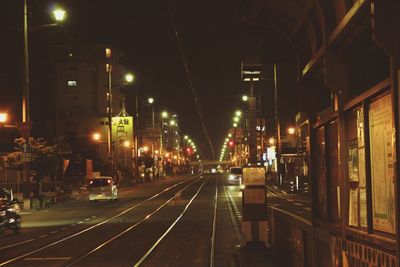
[346, 107, 367, 228]
[67, 80, 77, 86]
[327, 120, 340, 223]
[369, 94, 395, 234]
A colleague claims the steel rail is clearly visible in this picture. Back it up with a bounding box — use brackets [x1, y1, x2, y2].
[209, 177, 218, 267]
[133, 177, 209, 267]
[66, 176, 207, 267]
[0, 174, 202, 266]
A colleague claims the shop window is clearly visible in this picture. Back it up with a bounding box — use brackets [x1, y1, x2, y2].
[368, 94, 395, 234]
[346, 107, 367, 228]
[316, 127, 327, 220]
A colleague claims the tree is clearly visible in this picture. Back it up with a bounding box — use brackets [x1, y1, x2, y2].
[5, 138, 60, 180]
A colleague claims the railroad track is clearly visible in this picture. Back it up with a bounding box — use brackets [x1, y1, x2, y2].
[0, 173, 204, 266]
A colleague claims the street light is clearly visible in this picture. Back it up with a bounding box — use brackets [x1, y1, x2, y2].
[287, 127, 295, 135]
[52, 8, 66, 21]
[148, 97, 156, 180]
[233, 123, 238, 128]
[22, 2, 67, 208]
[0, 113, 8, 123]
[125, 73, 134, 83]
[233, 117, 240, 123]
[242, 95, 248, 102]
[170, 120, 176, 126]
[235, 110, 242, 117]
[92, 132, 101, 141]
[161, 111, 168, 119]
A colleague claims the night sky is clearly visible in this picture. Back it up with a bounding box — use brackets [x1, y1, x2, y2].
[0, 0, 298, 159]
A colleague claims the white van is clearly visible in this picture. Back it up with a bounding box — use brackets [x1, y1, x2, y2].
[88, 176, 118, 202]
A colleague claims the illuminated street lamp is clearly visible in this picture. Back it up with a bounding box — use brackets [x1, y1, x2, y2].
[52, 8, 66, 21]
[124, 141, 130, 147]
[148, 97, 156, 179]
[184, 135, 188, 140]
[0, 113, 8, 123]
[269, 137, 275, 145]
[287, 127, 295, 135]
[170, 120, 176, 126]
[235, 110, 242, 117]
[233, 123, 238, 128]
[233, 117, 240, 123]
[92, 132, 101, 141]
[22, 3, 67, 207]
[242, 95, 248, 102]
[125, 73, 134, 83]
[161, 111, 168, 118]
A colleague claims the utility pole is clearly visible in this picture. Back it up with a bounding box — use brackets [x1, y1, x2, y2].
[274, 63, 281, 175]
[106, 48, 113, 177]
[248, 82, 257, 163]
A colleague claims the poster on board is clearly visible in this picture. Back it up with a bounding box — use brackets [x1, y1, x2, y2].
[369, 94, 395, 234]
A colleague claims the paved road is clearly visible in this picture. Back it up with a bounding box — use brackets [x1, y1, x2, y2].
[1, 173, 307, 266]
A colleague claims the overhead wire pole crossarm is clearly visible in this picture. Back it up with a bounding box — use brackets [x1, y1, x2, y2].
[169, 0, 215, 159]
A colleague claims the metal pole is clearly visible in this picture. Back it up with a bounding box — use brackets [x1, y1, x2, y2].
[23, 0, 33, 208]
[106, 62, 113, 176]
[249, 81, 257, 163]
[152, 105, 155, 180]
[274, 64, 281, 175]
[23, 0, 29, 123]
[134, 90, 139, 179]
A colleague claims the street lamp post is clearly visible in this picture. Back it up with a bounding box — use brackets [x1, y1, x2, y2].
[22, 2, 66, 208]
[148, 98, 155, 180]
[105, 48, 114, 176]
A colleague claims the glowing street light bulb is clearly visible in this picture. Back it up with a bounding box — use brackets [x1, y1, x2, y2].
[242, 95, 248, 102]
[235, 110, 242, 117]
[125, 73, 134, 83]
[228, 133, 232, 138]
[233, 117, 240, 122]
[170, 120, 176, 126]
[0, 113, 8, 123]
[161, 111, 168, 118]
[92, 132, 101, 141]
[288, 127, 295, 135]
[184, 135, 188, 140]
[124, 141, 130, 147]
[233, 123, 238, 127]
[148, 97, 154, 104]
[53, 8, 66, 21]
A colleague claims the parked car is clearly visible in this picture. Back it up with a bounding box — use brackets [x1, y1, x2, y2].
[0, 188, 21, 234]
[228, 167, 242, 185]
[88, 177, 118, 202]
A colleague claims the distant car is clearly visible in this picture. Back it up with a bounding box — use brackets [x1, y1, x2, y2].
[88, 177, 118, 202]
[0, 188, 21, 234]
[228, 167, 242, 185]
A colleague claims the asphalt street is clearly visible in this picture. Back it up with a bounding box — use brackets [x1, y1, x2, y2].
[0, 173, 310, 267]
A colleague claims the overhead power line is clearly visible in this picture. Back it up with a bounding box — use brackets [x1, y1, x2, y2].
[169, 0, 215, 159]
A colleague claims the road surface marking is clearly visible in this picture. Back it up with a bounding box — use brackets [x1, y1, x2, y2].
[39, 235, 48, 238]
[61, 227, 68, 231]
[71, 224, 77, 227]
[0, 239, 35, 250]
[20, 210, 49, 215]
[24, 257, 71, 261]
[51, 231, 58, 234]
[77, 221, 84, 224]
